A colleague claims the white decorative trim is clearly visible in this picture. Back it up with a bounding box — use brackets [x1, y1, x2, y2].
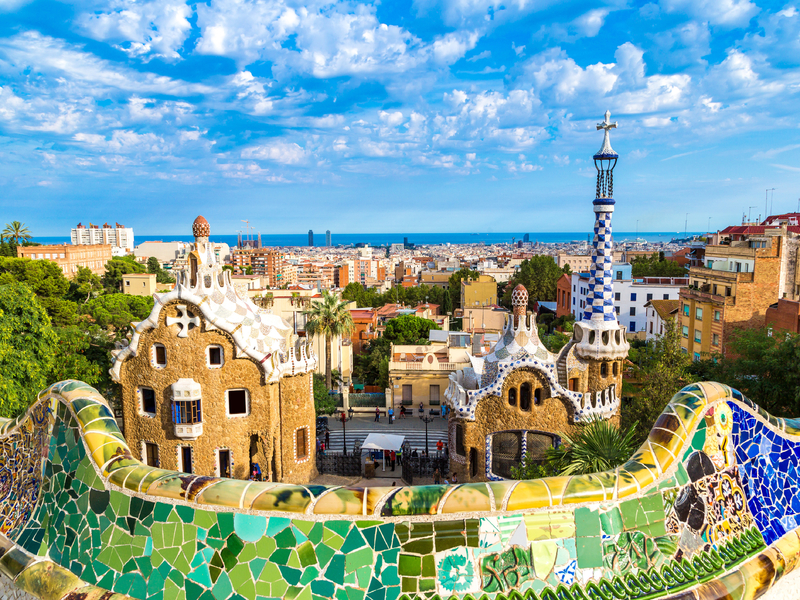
[225, 388, 250, 418]
[136, 386, 157, 418]
[206, 344, 224, 369]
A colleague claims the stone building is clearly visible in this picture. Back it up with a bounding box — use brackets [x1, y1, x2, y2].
[445, 112, 629, 482]
[110, 216, 318, 484]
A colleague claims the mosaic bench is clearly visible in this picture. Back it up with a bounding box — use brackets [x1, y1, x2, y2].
[0, 380, 798, 600]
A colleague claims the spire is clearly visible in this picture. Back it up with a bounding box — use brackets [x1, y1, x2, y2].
[594, 111, 619, 200]
[192, 215, 210, 241]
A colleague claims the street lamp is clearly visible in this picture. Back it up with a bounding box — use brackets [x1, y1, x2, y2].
[420, 413, 435, 456]
[340, 407, 355, 455]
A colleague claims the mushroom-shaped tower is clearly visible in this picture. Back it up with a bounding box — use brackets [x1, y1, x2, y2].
[573, 111, 630, 361]
[511, 283, 528, 328]
[192, 215, 210, 242]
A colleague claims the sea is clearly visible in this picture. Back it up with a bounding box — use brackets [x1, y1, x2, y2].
[33, 231, 699, 248]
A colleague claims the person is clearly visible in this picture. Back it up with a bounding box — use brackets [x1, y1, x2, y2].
[433, 468, 441, 485]
[436, 439, 443, 457]
[316, 438, 322, 453]
[320, 442, 325, 457]
[451, 472, 458, 484]
[325, 429, 330, 449]
[443, 478, 449, 485]
[391, 481, 396, 487]
[444, 443, 449, 459]
[390, 450, 396, 471]
[375, 406, 380, 422]
[388, 407, 394, 424]
[411, 448, 418, 458]
[441, 404, 446, 419]
[418, 402, 424, 417]
[400, 405, 406, 419]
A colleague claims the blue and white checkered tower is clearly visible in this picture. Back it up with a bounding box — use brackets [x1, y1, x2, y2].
[574, 111, 630, 361]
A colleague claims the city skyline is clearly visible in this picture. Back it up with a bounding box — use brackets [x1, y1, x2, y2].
[1, 0, 799, 236]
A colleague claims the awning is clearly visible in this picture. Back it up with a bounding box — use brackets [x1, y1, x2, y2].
[360, 433, 406, 452]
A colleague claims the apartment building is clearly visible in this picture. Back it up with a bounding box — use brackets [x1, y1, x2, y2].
[571, 263, 687, 336]
[122, 273, 157, 296]
[679, 225, 800, 358]
[231, 249, 296, 287]
[71, 222, 134, 253]
[419, 271, 451, 289]
[460, 275, 497, 308]
[17, 244, 112, 276]
[556, 273, 572, 318]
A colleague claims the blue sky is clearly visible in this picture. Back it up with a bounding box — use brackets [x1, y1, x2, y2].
[0, 0, 798, 236]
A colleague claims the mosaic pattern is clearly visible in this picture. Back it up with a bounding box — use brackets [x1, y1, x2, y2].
[0, 380, 799, 600]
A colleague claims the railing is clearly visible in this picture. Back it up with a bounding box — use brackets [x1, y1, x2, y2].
[388, 361, 464, 372]
[401, 455, 449, 486]
[316, 451, 362, 476]
[348, 393, 385, 408]
[635, 277, 689, 285]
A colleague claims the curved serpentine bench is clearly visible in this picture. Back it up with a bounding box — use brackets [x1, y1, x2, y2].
[0, 380, 797, 600]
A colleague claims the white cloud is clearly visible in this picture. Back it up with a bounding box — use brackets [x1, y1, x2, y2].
[78, 0, 193, 60]
[241, 140, 308, 164]
[466, 50, 491, 62]
[432, 30, 480, 64]
[659, 0, 759, 27]
[571, 9, 609, 37]
[0, 0, 32, 12]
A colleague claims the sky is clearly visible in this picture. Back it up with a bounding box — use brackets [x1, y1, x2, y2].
[0, 0, 799, 237]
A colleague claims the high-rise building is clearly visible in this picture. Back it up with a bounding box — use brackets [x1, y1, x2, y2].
[325, 230, 331, 246]
[71, 222, 134, 254]
[523, 233, 530, 243]
[308, 230, 314, 246]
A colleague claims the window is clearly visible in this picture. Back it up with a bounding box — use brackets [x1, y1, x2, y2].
[519, 383, 531, 411]
[125, 280, 130, 286]
[180, 446, 193, 474]
[600, 363, 608, 377]
[616, 271, 622, 280]
[714, 310, 721, 321]
[534, 388, 542, 406]
[508, 388, 517, 407]
[402, 385, 412, 405]
[153, 344, 167, 367]
[713, 285, 718, 295]
[725, 287, 731, 297]
[663, 294, 669, 300]
[682, 326, 689, 337]
[646, 293, 653, 301]
[629, 321, 636, 332]
[207, 345, 223, 367]
[683, 304, 689, 316]
[612, 362, 618, 376]
[696, 307, 703, 320]
[218, 449, 231, 478]
[296, 428, 308, 459]
[695, 329, 702, 343]
[694, 352, 701, 361]
[455, 424, 466, 456]
[429, 384, 440, 406]
[568, 378, 578, 391]
[143, 442, 159, 467]
[226, 389, 249, 416]
[681, 347, 688, 355]
[615, 306, 620, 315]
[629, 307, 636, 316]
[614, 292, 620, 301]
[469, 447, 478, 478]
[630, 293, 637, 301]
[649, 322, 653, 334]
[140, 387, 156, 415]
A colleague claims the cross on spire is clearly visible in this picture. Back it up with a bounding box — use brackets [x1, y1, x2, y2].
[597, 110, 617, 133]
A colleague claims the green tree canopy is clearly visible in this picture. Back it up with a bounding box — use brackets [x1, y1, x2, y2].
[81, 293, 154, 332]
[502, 256, 567, 307]
[67, 267, 103, 303]
[630, 253, 687, 278]
[341, 282, 448, 310]
[0, 283, 58, 417]
[0, 257, 77, 325]
[304, 291, 355, 388]
[383, 314, 440, 344]
[102, 256, 145, 291]
[353, 338, 391, 389]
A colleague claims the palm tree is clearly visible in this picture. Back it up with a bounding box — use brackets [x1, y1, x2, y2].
[546, 418, 639, 476]
[303, 291, 355, 389]
[2, 221, 31, 245]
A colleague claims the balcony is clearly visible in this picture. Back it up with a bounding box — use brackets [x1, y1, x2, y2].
[171, 379, 203, 440]
[389, 360, 464, 372]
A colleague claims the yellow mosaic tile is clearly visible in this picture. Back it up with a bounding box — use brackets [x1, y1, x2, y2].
[313, 487, 364, 515]
[147, 473, 199, 500]
[487, 480, 517, 510]
[249, 485, 313, 513]
[136, 468, 175, 493]
[440, 483, 492, 514]
[195, 479, 250, 507]
[562, 474, 610, 504]
[505, 480, 551, 512]
[365, 486, 395, 515]
[738, 549, 783, 600]
[122, 465, 161, 493]
[523, 514, 552, 541]
[241, 482, 279, 509]
[107, 465, 140, 488]
[540, 476, 572, 506]
[548, 511, 576, 539]
[773, 530, 800, 573]
[614, 467, 640, 499]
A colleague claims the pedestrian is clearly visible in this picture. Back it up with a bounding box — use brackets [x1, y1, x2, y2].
[390, 450, 396, 471]
[325, 429, 330, 449]
[451, 472, 458, 484]
[436, 439, 443, 457]
[375, 406, 380, 422]
[444, 443, 449, 459]
[441, 404, 446, 418]
[433, 468, 441, 485]
[418, 402, 424, 417]
[400, 405, 406, 419]
[388, 407, 394, 424]
[411, 449, 418, 458]
[320, 442, 325, 457]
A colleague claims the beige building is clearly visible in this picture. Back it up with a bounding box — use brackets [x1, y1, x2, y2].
[419, 271, 452, 289]
[459, 306, 508, 333]
[460, 274, 497, 308]
[17, 243, 111, 276]
[111, 217, 318, 484]
[556, 251, 623, 272]
[122, 273, 157, 296]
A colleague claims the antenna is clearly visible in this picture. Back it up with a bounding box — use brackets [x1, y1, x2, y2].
[684, 213, 688, 239]
[749, 206, 757, 223]
[766, 189, 776, 220]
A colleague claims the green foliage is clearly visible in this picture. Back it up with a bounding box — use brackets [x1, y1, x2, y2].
[353, 337, 391, 389]
[622, 319, 695, 444]
[81, 294, 154, 333]
[510, 457, 558, 480]
[67, 267, 103, 303]
[146, 256, 175, 284]
[539, 329, 571, 353]
[2, 221, 31, 245]
[49, 326, 102, 386]
[102, 256, 145, 291]
[313, 374, 338, 415]
[383, 314, 440, 344]
[0, 283, 58, 417]
[146, 257, 160, 273]
[0, 257, 77, 325]
[502, 256, 568, 307]
[630, 253, 687, 278]
[448, 268, 479, 309]
[546, 418, 640, 476]
[341, 282, 449, 310]
[304, 290, 355, 388]
[688, 327, 800, 417]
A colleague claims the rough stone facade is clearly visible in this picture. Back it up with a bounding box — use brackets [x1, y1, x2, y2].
[118, 299, 316, 484]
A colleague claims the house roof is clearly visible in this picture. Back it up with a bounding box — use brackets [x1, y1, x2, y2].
[645, 299, 680, 321]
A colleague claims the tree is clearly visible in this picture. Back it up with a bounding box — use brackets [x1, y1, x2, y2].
[502, 257, 566, 308]
[304, 291, 355, 388]
[0, 257, 77, 326]
[630, 253, 687, 278]
[353, 337, 391, 389]
[622, 319, 695, 444]
[49, 326, 102, 386]
[102, 256, 145, 291]
[2, 221, 31, 245]
[146, 257, 161, 273]
[448, 268, 479, 309]
[546, 418, 640, 476]
[81, 293, 154, 333]
[67, 267, 103, 303]
[384, 314, 440, 344]
[313, 374, 338, 415]
[0, 283, 58, 417]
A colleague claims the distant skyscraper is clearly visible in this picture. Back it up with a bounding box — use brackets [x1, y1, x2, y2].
[523, 233, 530, 243]
[326, 230, 331, 246]
[403, 237, 408, 247]
[308, 230, 314, 246]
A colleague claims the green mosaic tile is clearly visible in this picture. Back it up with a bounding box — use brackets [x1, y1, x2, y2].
[345, 547, 374, 574]
[600, 507, 623, 536]
[340, 526, 367, 554]
[421, 555, 435, 578]
[397, 554, 420, 577]
[575, 507, 602, 537]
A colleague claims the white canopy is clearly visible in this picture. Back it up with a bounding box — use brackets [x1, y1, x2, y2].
[360, 433, 406, 452]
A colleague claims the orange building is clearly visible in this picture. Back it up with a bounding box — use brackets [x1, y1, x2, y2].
[17, 244, 111, 276]
[350, 308, 379, 354]
[556, 273, 572, 318]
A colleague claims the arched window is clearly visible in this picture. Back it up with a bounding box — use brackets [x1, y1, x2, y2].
[600, 362, 608, 377]
[612, 362, 618, 376]
[520, 383, 531, 411]
[508, 388, 517, 407]
[534, 388, 542, 406]
[469, 448, 478, 478]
